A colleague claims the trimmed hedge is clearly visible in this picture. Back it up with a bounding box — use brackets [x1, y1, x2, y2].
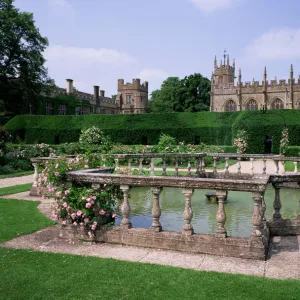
[4, 110, 300, 154]
[285, 146, 300, 157]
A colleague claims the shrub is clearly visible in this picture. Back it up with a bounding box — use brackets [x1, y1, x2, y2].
[280, 128, 289, 155]
[79, 126, 110, 145]
[40, 154, 121, 237]
[285, 146, 300, 157]
[233, 129, 248, 154]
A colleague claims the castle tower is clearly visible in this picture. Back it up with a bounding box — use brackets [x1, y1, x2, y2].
[212, 52, 235, 86]
[116, 78, 149, 114]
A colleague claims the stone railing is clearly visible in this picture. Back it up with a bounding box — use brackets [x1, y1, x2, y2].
[30, 153, 300, 259]
[64, 167, 270, 260]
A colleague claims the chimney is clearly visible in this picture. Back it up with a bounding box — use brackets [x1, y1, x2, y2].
[93, 85, 99, 99]
[100, 90, 105, 97]
[66, 79, 73, 94]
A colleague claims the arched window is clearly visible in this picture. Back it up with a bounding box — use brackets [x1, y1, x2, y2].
[271, 98, 284, 110]
[296, 100, 300, 109]
[245, 99, 258, 110]
[225, 100, 237, 112]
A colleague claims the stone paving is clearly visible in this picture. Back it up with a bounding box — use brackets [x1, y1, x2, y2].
[0, 174, 33, 188]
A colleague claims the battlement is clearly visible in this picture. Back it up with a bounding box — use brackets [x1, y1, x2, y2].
[118, 78, 148, 92]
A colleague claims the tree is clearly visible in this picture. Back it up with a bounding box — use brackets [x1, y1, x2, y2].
[149, 73, 211, 113]
[0, 0, 54, 115]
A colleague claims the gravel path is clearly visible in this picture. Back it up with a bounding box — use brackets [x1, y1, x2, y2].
[0, 174, 34, 188]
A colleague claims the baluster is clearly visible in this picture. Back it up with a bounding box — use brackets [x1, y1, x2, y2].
[250, 158, 254, 175]
[182, 188, 194, 235]
[213, 157, 217, 175]
[225, 157, 229, 175]
[196, 158, 200, 175]
[127, 158, 132, 172]
[275, 160, 279, 174]
[139, 158, 143, 175]
[293, 161, 298, 174]
[175, 158, 179, 176]
[120, 185, 132, 228]
[32, 162, 39, 188]
[263, 159, 267, 174]
[281, 160, 286, 174]
[251, 192, 263, 237]
[114, 158, 120, 172]
[215, 190, 227, 238]
[260, 192, 266, 222]
[150, 158, 155, 176]
[272, 183, 282, 220]
[152, 187, 162, 232]
[187, 159, 191, 176]
[162, 158, 167, 176]
[237, 157, 241, 175]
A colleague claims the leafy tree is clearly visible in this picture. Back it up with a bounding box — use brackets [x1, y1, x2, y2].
[0, 0, 54, 115]
[149, 73, 210, 113]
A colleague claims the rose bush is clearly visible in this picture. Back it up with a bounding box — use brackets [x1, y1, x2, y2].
[40, 154, 122, 237]
[233, 130, 248, 154]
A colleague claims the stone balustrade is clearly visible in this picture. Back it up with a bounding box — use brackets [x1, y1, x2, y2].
[30, 153, 300, 260]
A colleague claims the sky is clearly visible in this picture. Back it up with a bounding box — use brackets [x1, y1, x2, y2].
[14, 0, 300, 98]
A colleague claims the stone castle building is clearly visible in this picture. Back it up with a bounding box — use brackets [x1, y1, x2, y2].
[48, 78, 149, 115]
[210, 55, 300, 112]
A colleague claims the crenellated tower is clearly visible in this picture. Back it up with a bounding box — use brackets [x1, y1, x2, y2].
[212, 54, 235, 86]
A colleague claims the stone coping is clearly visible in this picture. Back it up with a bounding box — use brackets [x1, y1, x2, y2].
[67, 169, 270, 192]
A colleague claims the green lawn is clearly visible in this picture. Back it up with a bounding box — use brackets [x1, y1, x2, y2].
[0, 248, 299, 300]
[0, 198, 55, 243]
[285, 161, 300, 172]
[0, 170, 34, 179]
[0, 183, 33, 196]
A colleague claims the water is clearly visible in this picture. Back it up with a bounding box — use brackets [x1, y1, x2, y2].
[116, 184, 300, 237]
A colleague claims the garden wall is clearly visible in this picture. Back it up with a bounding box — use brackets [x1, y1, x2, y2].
[5, 110, 300, 154]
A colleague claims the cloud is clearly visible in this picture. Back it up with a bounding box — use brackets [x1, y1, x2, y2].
[43, 45, 138, 96]
[243, 28, 300, 61]
[188, 0, 234, 13]
[137, 68, 169, 93]
[45, 45, 137, 65]
[137, 68, 169, 81]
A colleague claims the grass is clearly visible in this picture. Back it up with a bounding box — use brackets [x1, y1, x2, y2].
[0, 183, 33, 196]
[0, 248, 299, 300]
[0, 198, 55, 243]
[0, 170, 34, 179]
[285, 161, 300, 172]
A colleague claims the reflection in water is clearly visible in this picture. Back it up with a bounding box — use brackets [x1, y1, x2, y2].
[116, 184, 300, 238]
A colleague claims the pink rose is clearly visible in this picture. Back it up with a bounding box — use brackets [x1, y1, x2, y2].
[77, 210, 82, 216]
[56, 191, 62, 197]
[85, 203, 91, 208]
[91, 195, 96, 200]
[84, 218, 89, 224]
[99, 209, 106, 215]
[112, 213, 117, 218]
[63, 202, 68, 208]
[82, 197, 86, 201]
[64, 190, 70, 195]
[73, 222, 78, 226]
[88, 231, 94, 238]
[84, 165, 89, 169]
[55, 163, 59, 169]
[54, 172, 60, 177]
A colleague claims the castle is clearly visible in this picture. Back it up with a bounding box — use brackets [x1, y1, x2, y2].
[210, 55, 300, 112]
[46, 78, 149, 115]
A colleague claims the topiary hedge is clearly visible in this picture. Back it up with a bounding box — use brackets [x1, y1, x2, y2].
[285, 146, 300, 157]
[4, 110, 300, 154]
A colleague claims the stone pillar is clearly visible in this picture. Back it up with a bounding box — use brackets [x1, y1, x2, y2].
[175, 158, 179, 176]
[252, 192, 263, 237]
[250, 158, 254, 175]
[237, 157, 241, 175]
[213, 157, 217, 175]
[150, 158, 155, 176]
[225, 158, 229, 176]
[162, 158, 167, 176]
[120, 185, 132, 228]
[272, 183, 282, 220]
[30, 162, 40, 196]
[138, 158, 143, 175]
[215, 190, 227, 238]
[262, 159, 267, 174]
[151, 187, 162, 232]
[182, 188, 194, 235]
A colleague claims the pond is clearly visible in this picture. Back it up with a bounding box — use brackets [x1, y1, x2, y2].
[116, 185, 300, 237]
